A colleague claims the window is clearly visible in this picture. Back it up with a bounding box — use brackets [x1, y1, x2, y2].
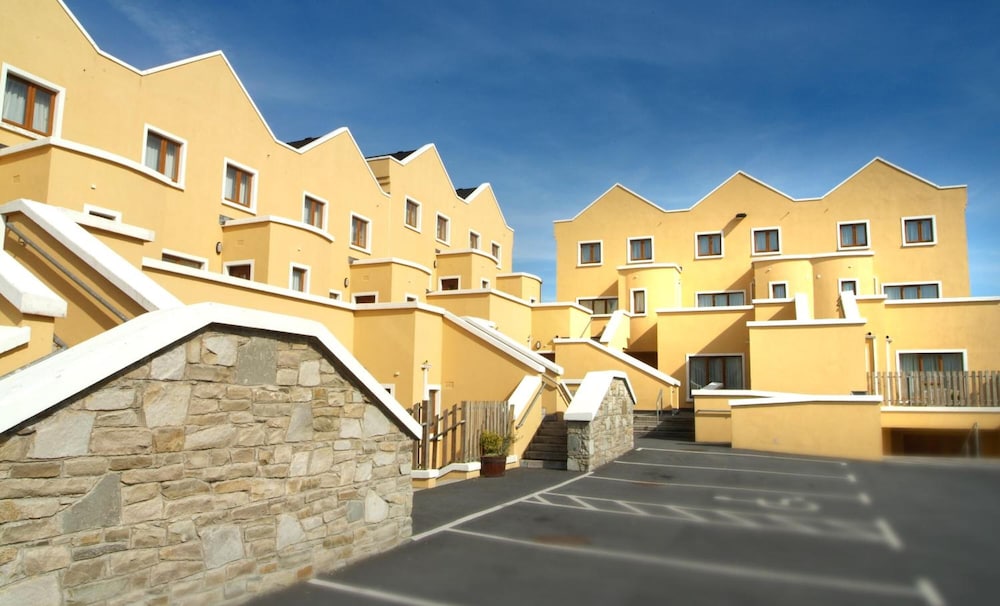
[353, 293, 377, 304]
[2, 72, 57, 135]
[350, 214, 371, 252]
[223, 161, 256, 210]
[884, 283, 940, 300]
[225, 262, 253, 280]
[899, 352, 964, 372]
[404, 198, 421, 231]
[769, 282, 787, 299]
[628, 237, 653, 263]
[440, 277, 460, 291]
[902, 216, 936, 246]
[839, 279, 858, 294]
[696, 291, 745, 307]
[469, 231, 480, 249]
[290, 265, 309, 292]
[328, 291, 341, 301]
[144, 129, 183, 182]
[302, 195, 326, 229]
[405, 294, 419, 302]
[578, 241, 602, 266]
[838, 221, 869, 249]
[481, 279, 490, 289]
[436, 214, 450, 244]
[578, 297, 618, 315]
[752, 228, 780, 254]
[83, 204, 121, 222]
[160, 249, 205, 270]
[631, 289, 647, 316]
[491, 242, 501, 262]
[688, 355, 744, 398]
[695, 232, 723, 258]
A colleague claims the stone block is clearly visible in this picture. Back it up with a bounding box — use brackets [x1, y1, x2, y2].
[364, 491, 389, 523]
[236, 425, 266, 446]
[340, 419, 362, 439]
[0, 435, 30, 461]
[161, 478, 211, 500]
[22, 545, 71, 574]
[132, 524, 167, 548]
[122, 496, 164, 524]
[184, 425, 237, 451]
[95, 409, 141, 427]
[308, 448, 334, 475]
[346, 500, 364, 523]
[63, 556, 106, 586]
[85, 387, 137, 411]
[275, 368, 298, 385]
[0, 516, 59, 543]
[163, 495, 215, 518]
[219, 399, 250, 412]
[153, 427, 185, 452]
[149, 560, 204, 587]
[289, 451, 310, 476]
[8, 461, 61, 478]
[107, 455, 153, 471]
[29, 410, 94, 459]
[160, 541, 203, 561]
[298, 360, 321, 386]
[202, 525, 244, 569]
[193, 383, 227, 399]
[285, 403, 314, 442]
[243, 524, 274, 542]
[235, 337, 277, 386]
[143, 382, 193, 427]
[276, 514, 305, 550]
[109, 548, 158, 575]
[121, 464, 183, 484]
[203, 335, 239, 366]
[68, 576, 130, 604]
[0, 574, 61, 605]
[363, 405, 391, 437]
[91, 428, 152, 455]
[354, 461, 373, 483]
[63, 473, 121, 532]
[151, 344, 186, 380]
[214, 478, 251, 494]
[168, 519, 198, 543]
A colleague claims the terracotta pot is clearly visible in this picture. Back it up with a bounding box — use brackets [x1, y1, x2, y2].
[480, 455, 507, 477]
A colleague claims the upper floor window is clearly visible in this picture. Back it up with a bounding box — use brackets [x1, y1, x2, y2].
[752, 227, 781, 255]
[900, 352, 964, 372]
[440, 277, 460, 291]
[469, 230, 480, 249]
[290, 265, 309, 292]
[225, 262, 253, 280]
[350, 214, 371, 252]
[695, 232, 723, 258]
[696, 291, 745, 307]
[839, 279, 858, 294]
[631, 289, 647, 316]
[436, 213, 450, 244]
[578, 241, 602, 266]
[223, 161, 256, 210]
[160, 249, 206, 270]
[2, 72, 57, 136]
[902, 216, 936, 246]
[303, 194, 326, 229]
[628, 237, 653, 263]
[491, 242, 501, 262]
[838, 221, 869, 249]
[884, 283, 939, 300]
[405, 198, 421, 231]
[579, 297, 618, 315]
[769, 282, 787, 299]
[143, 128, 183, 182]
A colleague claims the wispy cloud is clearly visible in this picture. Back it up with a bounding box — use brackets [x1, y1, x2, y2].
[106, 0, 217, 60]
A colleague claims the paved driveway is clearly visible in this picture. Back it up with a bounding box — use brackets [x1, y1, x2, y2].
[251, 438, 1000, 605]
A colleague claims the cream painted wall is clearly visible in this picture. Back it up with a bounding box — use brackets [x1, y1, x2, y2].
[748, 322, 869, 394]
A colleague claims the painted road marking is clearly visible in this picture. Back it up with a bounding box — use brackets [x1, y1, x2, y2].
[636, 446, 849, 466]
[447, 528, 940, 605]
[528, 492, 902, 549]
[308, 578, 459, 606]
[588, 475, 871, 504]
[714, 494, 821, 512]
[615, 460, 857, 482]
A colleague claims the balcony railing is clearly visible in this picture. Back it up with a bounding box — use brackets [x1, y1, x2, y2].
[868, 371, 1000, 407]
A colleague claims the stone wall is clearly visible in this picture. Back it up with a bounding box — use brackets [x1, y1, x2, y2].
[566, 377, 634, 471]
[0, 329, 413, 605]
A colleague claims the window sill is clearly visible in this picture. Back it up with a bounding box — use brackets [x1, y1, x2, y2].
[221, 200, 256, 215]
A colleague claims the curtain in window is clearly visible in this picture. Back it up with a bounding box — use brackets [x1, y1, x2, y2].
[163, 142, 178, 178]
[224, 167, 236, 199]
[31, 88, 52, 133]
[2, 78, 27, 123]
[754, 231, 767, 251]
[145, 135, 161, 171]
[689, 360, 708, 392]
[724, 357, 743, 389]
[906, 221, 919, 242]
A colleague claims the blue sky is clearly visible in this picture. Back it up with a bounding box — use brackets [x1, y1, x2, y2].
[64, 0, 999, 300]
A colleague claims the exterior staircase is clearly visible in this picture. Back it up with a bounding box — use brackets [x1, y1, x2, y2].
[521, 413, 568, 470]
[634, 410, 694, 441]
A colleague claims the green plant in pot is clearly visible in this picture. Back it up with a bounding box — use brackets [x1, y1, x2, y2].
[479, 430, 513, 477]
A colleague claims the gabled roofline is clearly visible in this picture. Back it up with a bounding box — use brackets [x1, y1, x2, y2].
[0, 302, 422, 438]
[460, 183, 513, 232]
[554, 183, 667, 223]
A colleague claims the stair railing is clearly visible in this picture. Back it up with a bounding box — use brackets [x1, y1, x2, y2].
[654, 388, 664, 422]
[516, 389, 543, 430]
[961, 422, 981, 458]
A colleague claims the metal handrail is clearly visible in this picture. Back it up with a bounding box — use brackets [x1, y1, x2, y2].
[516, 390, 543, 430]
[961, 422, 981, 458]
[655, 388, 664, 422]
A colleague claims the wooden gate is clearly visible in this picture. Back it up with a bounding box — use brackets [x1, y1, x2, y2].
[408, 400, 514, 470]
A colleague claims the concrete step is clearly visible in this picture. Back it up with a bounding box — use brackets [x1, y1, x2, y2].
[522, 450, 567, 461]
[524, 443, 567, 453]
[520, 459, 567, 470]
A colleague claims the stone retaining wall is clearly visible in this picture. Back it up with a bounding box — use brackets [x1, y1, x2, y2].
[0, 328, 413, 605]
[566, 377, 634, 471]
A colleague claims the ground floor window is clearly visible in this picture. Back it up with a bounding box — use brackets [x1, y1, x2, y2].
[688, 354, 743, 398]
[899, 352, 963, 372]
[579, 297, 618, 315]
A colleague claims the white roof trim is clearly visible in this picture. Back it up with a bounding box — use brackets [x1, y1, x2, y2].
[556, 183, 668, 223]
[0, 250, 67, 317]
[1, 199, 182, 311]
[435, 248, 498, 261]
[350, 257, 432, 276]
[445, 313, 563, 375]
[0, 302, 421, 438]
[885, 297, 1000, 305]
[427, 288, 531, 307]
[552, 338, 680, 386]
[223, 216, 334, 243]
[750, 250, 876, 263]
[0, 326, 31, 355]
[565, 370, 637, 422]
[497, 272, 543, 282]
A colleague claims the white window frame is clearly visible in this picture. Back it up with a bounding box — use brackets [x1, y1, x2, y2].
[404, 293, 419, 302]
[289, 263, 310, 293]
[577, 240, 603, 267]
[349, 212, 372, 254]
[836, 219, 870, 251]
[838, 278, 859, 294]
[83, 204, 122, 222]
[221, 157, 258, 214]
[160, 248, 207, 270]
[751, 226, 782, 256]
[895, 349, 967, 373]
[224, 260, 255, 280]
[404, 197, 422, 233]
[627, 235, 654, 264]
[630, 288, 647, 316]
[435, 213, 451, 245]
[0, 64, 65, 138]
[768, 281, 789, 299]
[685, 353, 746, 401]
[882, 281, 943, 300]
[469, 230, 481, 250]
[490, 241, 502, 266]
[141, 124, 187, 186]
[328, 290, 342, 301]
[439, 276, 461, 291]
[302, 191, 329, 231]
[901, 215, 937, 247]
[576, 296, 618, 317]
[352, 292, 379, 304]
[480, 279, 490, 289]
[695, 290, 747, 307]
[694, 231, 724, 259]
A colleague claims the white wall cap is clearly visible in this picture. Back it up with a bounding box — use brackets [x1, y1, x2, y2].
[552, 338, 680, 386]
[599, 309, 630, 344]
[565, 370, 636, 422]
[532, 301, 592, 313]
[794, 293, 812, 321]
[1, 199, 182, 311]
[350, 257, 432, 275]
[692, 388, 787, 398]
[881, 406, 1000, 413]
[497, 272, 543, 283]
[61, 208, 156, 242]
[0, 302, 421, 438]
[749, 250, 876, 263]
[746, 319, 868, 328]
[0, 326, 31, 355]
[223, 215, 334, 243]
[729, 394, 883, 407]
[885, 297, 1000, 305]
[840, 290, 861, 320]
[656, 306, 754, 314]
[507, 375, 543, 419]
[448, 313, 563, 376]
[0, 250, 67, 317]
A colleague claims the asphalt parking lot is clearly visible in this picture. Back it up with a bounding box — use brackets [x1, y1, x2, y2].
[251, 437, 1000, 605]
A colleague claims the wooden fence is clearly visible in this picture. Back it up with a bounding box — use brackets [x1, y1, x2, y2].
[408, 400, 514, 470]
[868, 371, 1000, 407]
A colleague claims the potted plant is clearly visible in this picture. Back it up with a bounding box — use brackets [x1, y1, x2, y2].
[479, 430, 513, 478]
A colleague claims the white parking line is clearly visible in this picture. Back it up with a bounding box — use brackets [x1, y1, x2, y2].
[447, 527, 941, 605]
[636, 447, 849, 466]
[308, 578, 459, 606]
[588, 475, 871, 504]
[615, 460, 855, 481]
